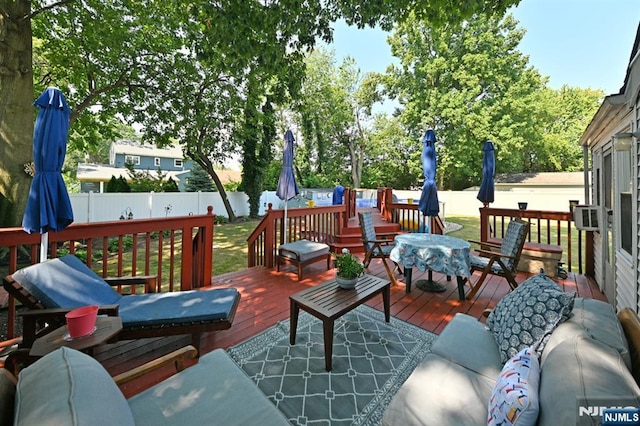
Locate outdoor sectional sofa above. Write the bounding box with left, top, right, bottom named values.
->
left=1, top=345, right=291, bottom=425
left=382, top=273, right=640, bottom=425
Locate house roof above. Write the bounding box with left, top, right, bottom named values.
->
left=111, top=140, right=184, bottom=159
left=494, top=171, right=585, bottom=187
left=77, top=163, right=187, bottom=182
left=77, top=163, right=241, bottom=185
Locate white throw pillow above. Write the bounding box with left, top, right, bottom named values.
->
left=487, top=347, right=540, bottom=426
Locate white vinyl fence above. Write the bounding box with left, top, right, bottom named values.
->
left=70, top=187, right=586, bottom=223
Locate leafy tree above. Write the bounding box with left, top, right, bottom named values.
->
left=240, top=94, right=277, bottom=218
left=125, top=164, right=173, bottom=193
left=294, top=48, right=377, bottom=188
left=0, top=0, right=519, bottom=226
left=533, top=85, right=604, bottom=172
left=386, top=12, right=548, bottom=189
left=361, top=115, right=420, bottom=189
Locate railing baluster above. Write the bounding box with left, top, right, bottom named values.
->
left=0, top=211, right=216, bottom=340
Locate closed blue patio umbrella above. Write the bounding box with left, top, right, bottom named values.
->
left=477, top=140, right=495, bottom=206
left=418, top=128, right=439, bottom=219
left=276, top=129, right=299, bottom=243
left=22, top=87, right=74, bottom=261
left=416, top=128, right=444, bottom=293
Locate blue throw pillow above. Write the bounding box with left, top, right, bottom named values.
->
left=486, top=273, right=575, bottom=364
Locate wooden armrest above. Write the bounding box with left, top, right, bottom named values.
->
left=475, top=248, right=516, bottom=260
left=113, top=345, right=198, bottom=386
left=376, top=232, right=398, bottom=239
left=363, top=238, right=394, bottom=245
left=468, top=239, right=502, bottom=249
left=105, top=275, right=157, bottom=293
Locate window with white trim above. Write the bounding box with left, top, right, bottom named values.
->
left=154, top=157, right=160, bottom=167
left=125, top=155, right=140, bottom=165
left=174, top=159, right=183, bottom=168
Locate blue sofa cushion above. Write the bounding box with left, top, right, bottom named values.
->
left=119, top=288, right=240, bottom=327
left=12, top=255, right=122, bottom=308
left=14, top=347, right=135, bottom=425
left=128, top=349, right=290, bottom=425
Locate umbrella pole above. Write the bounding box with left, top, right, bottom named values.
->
left=40, top=232, right=48, bottom=262
left=283, top=202, right=288, bottom=244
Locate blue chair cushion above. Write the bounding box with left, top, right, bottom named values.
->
left=12, top=254, right=240, bottom=327
left=469, top=254, right=506, bottom=275
left=12, top=255, right=122, bottom=308
left=119, top=288, right=240, bottom=327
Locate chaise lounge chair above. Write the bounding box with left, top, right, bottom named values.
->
left=3, top=254, right=240, bottom=353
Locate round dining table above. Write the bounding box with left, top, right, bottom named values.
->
left=390, top=233, right=471, bottom=300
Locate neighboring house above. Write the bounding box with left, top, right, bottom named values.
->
left=77, top=140, right=193, bottom=192
left=493, top=171, right=585, bottom=190
left=579, top=23, right=639, bottom=311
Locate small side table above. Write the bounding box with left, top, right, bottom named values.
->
left=29, top=316, right=123, bottom=357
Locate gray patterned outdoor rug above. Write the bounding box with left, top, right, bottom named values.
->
left=227, top=304, right=437, bottom=426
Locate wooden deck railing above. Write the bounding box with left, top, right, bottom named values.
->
left=479, top=207, right=594, bottom=275
left=375, top=187, right=594, bottom=275
left=377, top=187, right=446, bottom=234
left=247, top=204, right=347, bottom=268
left=0, top=207, right=216, bottom=340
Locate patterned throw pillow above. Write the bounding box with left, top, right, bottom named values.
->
left=487, top=347, right=540, bottom=426
left=486, top=273, right=575, bottom=363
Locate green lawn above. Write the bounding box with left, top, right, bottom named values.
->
left=213, top=219, right=262, bottom=275
left=211, top=215, right=481, bottom=276
left=445, top=215, right=481, bottom=242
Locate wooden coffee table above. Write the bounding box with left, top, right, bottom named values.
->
left=289, top=274, right=391, bottom=371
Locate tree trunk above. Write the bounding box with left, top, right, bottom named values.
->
left=195, top=156, right=237, bottom=222
left=0, top=1, right=34, bottom=227
left=209, top=169, right=237, bottom=222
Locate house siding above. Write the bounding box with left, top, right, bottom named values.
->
left=615, top=251, right=635, bottom=310
left=637, top=137, right=640, bottom=312
left=594, top=232, right=604, bottom=290
left=114, top=153, right=189, bottom=172
left=579, top=23, right=640, bottom=312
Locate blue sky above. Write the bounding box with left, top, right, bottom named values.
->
left=327, top=0, right=640, bottom=95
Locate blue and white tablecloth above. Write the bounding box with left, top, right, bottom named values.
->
left=390, top=233, right=471, bottom=278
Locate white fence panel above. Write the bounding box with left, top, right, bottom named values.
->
left=69, top=192, right=251, bottom=223
left=69, top=187, right=586, bottom=223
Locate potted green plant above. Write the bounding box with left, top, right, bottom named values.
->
left=335, top=248, right=365, bottom=289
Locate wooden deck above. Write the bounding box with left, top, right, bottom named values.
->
left=85, top=257, right=606, bottom=398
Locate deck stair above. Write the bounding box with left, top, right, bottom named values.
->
left=329, top=209, right=401, bottom=254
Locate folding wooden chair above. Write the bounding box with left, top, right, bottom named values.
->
left=466, top=219, right=530, bottom=299
left=358, top=212, right=400, bottom=286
